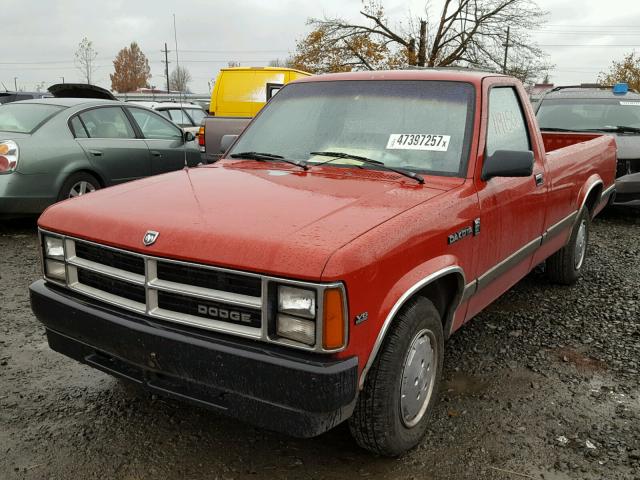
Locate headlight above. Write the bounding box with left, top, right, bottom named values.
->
left=274, top=284, right=346, bottom=350
left=44, top=236, right=64, bottom=260
left=276, top=314, right=315, bottom=346
left=44, top=259, right=66, bottom=281
left=0, top=140, right=19, bottom=173
left=277, top=285, right=316, bottom=319
left=42, top=234, right=67, bottom=283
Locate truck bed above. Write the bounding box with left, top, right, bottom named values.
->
left=541, top=131, right=603, bottom=153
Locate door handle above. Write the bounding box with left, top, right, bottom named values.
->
left=535, top=173, right=544, bottom=187
left=150, top=150, right=163, bottom=158
left=88, top=149, right=102, bottom=157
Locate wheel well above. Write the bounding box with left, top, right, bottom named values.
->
left=584, top=184, right=602, bottom=217
left=68, top=169, right=106, bottom=188
left=414, top=273, right=463, bottom=335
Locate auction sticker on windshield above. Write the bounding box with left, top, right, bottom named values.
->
left=386, top=134, right=451, bottom=151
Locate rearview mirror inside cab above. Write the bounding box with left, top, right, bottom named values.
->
left=482, top=150, right=534, bottom=181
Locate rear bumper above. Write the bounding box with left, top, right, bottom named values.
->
left=0, top=173, right=56, bottom=215
left=614, top=172, right=640, bottom=206
left=29, top=280, right=358, bottom=437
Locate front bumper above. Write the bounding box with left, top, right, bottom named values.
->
left=30, top=280, right=358, bottom=437
left=614, top=172, right=640, bottom=206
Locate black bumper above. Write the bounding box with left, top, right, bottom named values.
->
left=614, top=172, right=640, bottom=206
left=29, top=280, right=358, bottom=437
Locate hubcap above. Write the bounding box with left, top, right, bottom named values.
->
left=69, top=181, right=96, bottom=198
left=574, top=219, right=587, bottom=270
left=400, top=329, right=437, bottom=428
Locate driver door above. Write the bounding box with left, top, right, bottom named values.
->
left=466, top=81, right=548, bottom=319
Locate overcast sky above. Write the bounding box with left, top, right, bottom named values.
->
left=2, top=0, right=639, bottom=94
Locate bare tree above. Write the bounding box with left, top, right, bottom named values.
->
left=169, top=66, right=192, bottom=92
left=290, top=0, right=550, bottom=81
left=75, top=37, right=98, bottom=84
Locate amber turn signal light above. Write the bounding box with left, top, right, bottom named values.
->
left=323, top=288, right=345, bottom=349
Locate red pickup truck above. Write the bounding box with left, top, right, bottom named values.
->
left=30, top=70, right=616, bottom=456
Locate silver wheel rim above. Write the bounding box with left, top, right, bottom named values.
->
left=400, top=329, right=437, bottom=428
left=574, top=219, right=587, bottom=270
left=68, top=180, right=96, bottom=198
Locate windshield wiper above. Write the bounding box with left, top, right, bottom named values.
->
left=540, top=127, right=577, bottom=132
left=599, top=125, right=640, bottom=134
left=542, top=126, right=640, bottom=134
left=229, top=151, right=309, bottom=170
left=309, top=151, right=424, bottom=184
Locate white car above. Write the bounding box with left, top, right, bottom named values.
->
left=128, top=101, right=207, bottom=135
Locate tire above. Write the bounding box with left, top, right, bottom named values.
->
left=57, top=172, right=100, bottom=201
left=349, top=297, right=444, bottom=456
left=546, top=207, right=590, bottom=285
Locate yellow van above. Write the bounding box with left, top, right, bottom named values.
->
left=209, top=67, right=311, bottom=117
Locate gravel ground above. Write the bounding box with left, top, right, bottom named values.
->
left=1, top=207, right=638, bottom=480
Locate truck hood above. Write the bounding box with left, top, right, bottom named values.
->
left=39, top=162, right=453, bottom=279
left=611, top=134, right=640, bottom=160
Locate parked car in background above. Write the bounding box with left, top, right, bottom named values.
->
left=536, top=83, right=640, bottom=206
left=128, top=101, right=207, bottom=136
left=0, top=91, right=52, bottom=104
left=0, top=98, right=200, bottom=217
left=30, top=69, right=616, bottom=456
left=199, top=66, right=311, bottom=162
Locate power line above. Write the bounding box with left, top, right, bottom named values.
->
left=179, top=49, right=288, bottom=53
left=538, top=44, right=640, bottom=47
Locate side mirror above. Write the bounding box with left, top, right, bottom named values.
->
left=183, top=131, right=195, bottom=142
left=482, top=150, right=534, bottom=181
left=220, top=134, right=238, bottom=153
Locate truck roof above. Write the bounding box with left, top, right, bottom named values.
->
left=221, top=66, right=311, bottom=76
left=541, top=86, right=640, bottom=100
left=296, top=68, right=506, bottom=84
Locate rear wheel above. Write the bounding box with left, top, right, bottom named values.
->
left=546, top=208, right=590, bottom=285
left=349, top=297, right=444, bottom=456
left=57, top=172, right=100, bottom=201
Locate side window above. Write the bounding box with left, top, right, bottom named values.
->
left=78, top=107, right=135, bottom=139
left=69, top=116, right=88, bottom=138
left=266, top=83, right=284, bottom=101
left=157, top=110, right=171, bottom=120
left=166, top=108, right=190, bottom=126
left=128, top=107, right=183, bottom=140
left=486, top=87, right=530, bottom=156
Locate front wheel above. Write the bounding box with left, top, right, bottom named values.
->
left=349, top=297, right=444, bottom=456
left=546, top=208, right=590, bottom=285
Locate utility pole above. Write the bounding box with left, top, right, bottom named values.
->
left=162, top=43, right=171, bottom=93
left=14, top=77, right=18, bottom=91
left=502, top=26, right=510, bottom=74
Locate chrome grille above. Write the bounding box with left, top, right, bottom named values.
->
left=64, top=238, right=264, bottom=340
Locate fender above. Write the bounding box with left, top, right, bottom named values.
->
left=576, top=174, right=603, bottom=220
left=358, top=257, right=466, bottom=389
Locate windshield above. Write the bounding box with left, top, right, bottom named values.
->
left=0, top=103, right=64, bottom=133
left=537, top=98, right=640, bottom=131
left=228, top=80, right=476, bottom=176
